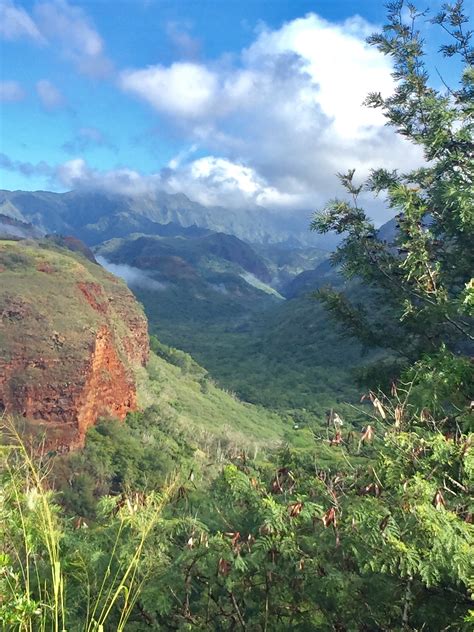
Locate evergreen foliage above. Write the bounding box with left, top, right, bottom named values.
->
left=310, top=1, right=474, bottom=415
left=1, top=2, right=473, bottom=630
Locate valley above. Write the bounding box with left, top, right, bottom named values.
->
left=1, top=170, right=471, bottom=630
left=2, top=190, right=361, bottom=419
left=1, top=1, right=472, bottom=629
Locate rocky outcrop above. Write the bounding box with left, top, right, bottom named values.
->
left=76, top=325, right=136, bottom=439
left=0, top=239, right=149, bottom=449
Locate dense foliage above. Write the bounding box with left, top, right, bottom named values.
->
left=1, top=2, right=473, bottom=631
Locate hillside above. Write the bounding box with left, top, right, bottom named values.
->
left=281, top=257, right=342, bottom=298
left=95, top=231, right=284, bottom=330
left=0, top=238, right=149, bottom=448
left=0, top=213, right=44, bottom=240
left=0, top=236, right=292, bottom=454
left=86, top=229, right=365, bottom=415
left=96, top=231, right=272, bottom=282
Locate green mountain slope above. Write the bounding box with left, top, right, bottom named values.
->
left=150, top=294, right=363, bottom=416
left=137, top=342, right=289, bottom=447
left=95, top=231, right=283, bottom=330
left=0, top=188, right=334, bottom=246
left=91, top=231, right=365, bottom=416
left=96, top=231, right=272, bottom=281
left=0, top=236, right=289, bottom=453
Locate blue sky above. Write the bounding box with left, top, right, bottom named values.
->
left=0, top=0, right=468, bottom=219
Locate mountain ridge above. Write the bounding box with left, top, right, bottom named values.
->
left=0, top=188, right=336, bottom=247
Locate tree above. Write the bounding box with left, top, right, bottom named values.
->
left=311, top=0, right=473, bottom=429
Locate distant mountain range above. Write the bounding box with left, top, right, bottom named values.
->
left=97, top=231, right=273, bottom=283
left=0, top=188, right=397, bottom=417
left=0, top=188, right=336, bottom=247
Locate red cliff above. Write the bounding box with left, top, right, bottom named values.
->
left=0, top=239, right=149, bottom=449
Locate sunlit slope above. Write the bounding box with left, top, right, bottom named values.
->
left=136, top=341, right=290, bottom=449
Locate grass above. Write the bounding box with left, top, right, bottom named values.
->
left=0, top=418, right=174, bottom=631
left=136, top=350, right=290, bottom=449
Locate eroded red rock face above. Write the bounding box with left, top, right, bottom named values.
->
left=0, top=327, right=138, bottom=448
left=76, top=325, right=137, bottom=440
left=0, top=241, right=150, bottom=450
left=77, top=279, right=149, bottom=367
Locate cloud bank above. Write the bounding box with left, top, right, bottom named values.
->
left=116, top=12, right=423, bottom=217
left=96, top=256, right=167, bottom=291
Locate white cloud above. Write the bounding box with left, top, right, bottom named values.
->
left=55, top=158, right=154, bottom=195
left=244, top=14, right=392, bottom=138
left=51, top=154, right=310, bottom=213
left=119, top=12, right=423, bottom=220
left=34, top=0, right=112, bottom=77
left=0, top=0, right=45, bottom=43
left=120, top=13, right=393, bottom=137
left=36, top=79, right=65, bottom=110
left=167, top=143, right=198, bottom=169
left=0, top=79, right=25, bottom=102
left=121, top=62, right=218, bottom=118
left=96, top=256, right=167, bottom=292
left=0, top=0, right=111, bottom=77
left=161, top=156, right=292, bottom=209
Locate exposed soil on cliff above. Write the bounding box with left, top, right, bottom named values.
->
left=0, top=239, right=149, bottom=449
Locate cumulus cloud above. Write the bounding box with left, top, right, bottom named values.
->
left=55, top=158, right=154, bottom=195
left=0, top=79, right=25, bottom=102
left=121, top=62, right=218, bottom=118
left=36, top=79, right=66, bottom=110
left=119, top=12, right=423, bottom=220
left=161, top=156, right=291, bottom=209
left=0, top=0, right=45, bottom=43
left=52, top=155, right=282, bottom=209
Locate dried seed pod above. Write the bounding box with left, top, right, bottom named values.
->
left=218, top=558, right=231, bottom=576
left=322, top=507, right=336, bottom=528
left=361, top=425, right=375, bottom=443
left=289, top=501, right=304, bottom=517
left=433, top=490, right=446, bottom=510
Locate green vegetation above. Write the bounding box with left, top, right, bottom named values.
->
left=94, top=216, right=356, bottom=419
left=1, top=2, right=473, bottom=630
left=50, top=342, right=293, bottom=517
left=0, top=238, right=145, bottom=368
left=1, top=426, right=173, bottom=631
left=149, top=295, right=364, bottom=415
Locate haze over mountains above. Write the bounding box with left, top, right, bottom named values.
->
left=0, top=188, right=338, bottom=247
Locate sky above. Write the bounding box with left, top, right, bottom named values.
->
left=0, top=0, right=468, bottom=222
